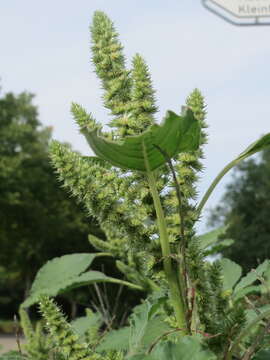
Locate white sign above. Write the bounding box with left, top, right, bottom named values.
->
left=210, top=0, right=270, bottom=18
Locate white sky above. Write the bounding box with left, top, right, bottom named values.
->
left=1, top=0, right=270, bottom=233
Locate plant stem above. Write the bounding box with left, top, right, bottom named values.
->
left=94, top=252, right=114, bottom=258
left=94, top=253, right=146, bottom=291
left=107, top=277, right=144, bottom=291
left=197, top=158, right=240, bottom=215
left=146, top=168, right=187, bottom=333
left=153, top=144, right=188, bottom=324
left=241, top=320, right=270, bottom=360
left=147, top=171, right=187, bottom=332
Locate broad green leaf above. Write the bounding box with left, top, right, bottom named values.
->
left=63, top=270, right=114, bottom=292
left=147, top=296, right=167, bottom=320
left=82, top=156, right=111, bottom=168
left=238, top=133, right=270, bottom=161
left=153, top=338, right=216, bottom=360
left=81, top=109, right=200, bottom=171
left=234, top=260, right=269, bottom=296
left=129, top=302, right=171, bottom=354
left=23, top=271, right=122, bottom=307
left=71, top=312, right=102, bottom=338
left=233, top=285, right=261, bottom=301
left=97, top=301, right=171, bottom=354
left=23, top=252, right=142, bottom=307
left=140, top=317, right=171, bottom=348
left=97, top=318, right=171, bottom=354
left=96, top=327, right=130, bottom=352
left=220, top=258, right=242, bottom=291
left=129, top=337, right=216, bottom=360
left=23, top=257, right=142, bottom=307
left=246, top=304, right=270, bottom=325
left=22, top=253, right=98, bottom=307
left=197, top=226, right=227, bottom=250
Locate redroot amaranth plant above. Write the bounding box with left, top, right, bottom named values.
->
left=19, top=11, right=270, bottom=360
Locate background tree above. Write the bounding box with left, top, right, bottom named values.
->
left=0, top=91, right=111, bottom=318
left=209, top=148, right=270, bottom=273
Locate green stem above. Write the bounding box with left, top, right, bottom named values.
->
left=94, top=252, right=113, bottom=258
left=94, top=252, right=159, bottom=291
left=146, top=169, right=187, bottom=333
left=197, top=158, right=241, bottom=215
left=94, top=253, right=147, bottom=291
left=107, top=277, right=144, bottom=291
left=147, top=171, right=187, bottom=332
left=153, top=145, right=188, bottom=310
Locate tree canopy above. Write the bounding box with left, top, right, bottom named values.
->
left=0, top=91, right=106, bottom=314
left=209, top=148, right=270, bottom=273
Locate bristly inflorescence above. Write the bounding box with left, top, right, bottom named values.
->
left=50, top=11, right=162, bottom=288
left=129, top=53, right=158, bottom=134
left=38, top=296, right=101, bottom=360
left=19, top=307, right=56, bottom=360
left=49, top=11, right=212, bottom=303
left=91, top=11, right=132, bottom=125
left=50, top=141, right=149, bottom=245
left=49, top=140, right=155, bottom=290
left=48, top=10, right=246, bottom=347
left=165, top=88, right=208, bottom=241
left=90, top=12, right=157, bottom=138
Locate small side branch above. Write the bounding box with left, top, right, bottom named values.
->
left=226, top=309, right=270, bottom=360
left=14, top=314, right=22, bottom=355
left=241, top=320, right=270, bottom=360
left=147, top=327, right=221, bottom=354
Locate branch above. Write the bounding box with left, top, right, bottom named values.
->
left=147, top=327, right=220, bottom=354
left=241, top=320, right=270, bottom=360
left=226, top=308, right=270, bottom=360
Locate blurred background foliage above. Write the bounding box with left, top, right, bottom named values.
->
left=208, top=148, right=270, bottom=273
left=0, top=90, right=142, bottom=328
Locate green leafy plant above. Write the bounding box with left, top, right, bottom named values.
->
left=18, top=10, right=270, bottom=360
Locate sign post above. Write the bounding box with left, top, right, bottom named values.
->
left=202, top=0, right=270, bottom=25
